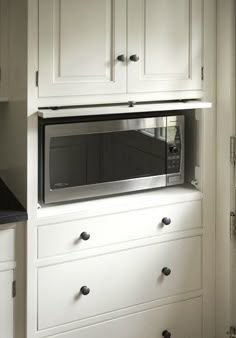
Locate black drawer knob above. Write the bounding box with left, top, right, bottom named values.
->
left=162, top=267, right=171, bottom=276
left=80, top=232, right=90, bottom=241
left=162, top=217, right=171, bottom=226
left=162, top=330, right=171, bottom=338
left=169, top=145, right=179, bottom=154
left=80, top=286, right=90, bottom=296
left=117, top=54, right=126, bottom=62
left=130, top=54, right=140, bottom=62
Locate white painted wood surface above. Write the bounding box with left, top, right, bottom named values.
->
left=38, top=0, right=203, bottom=101
left=39, top=0, right=127, bottom=97
left=37, top=185, right=202, bottom=224
left=38, top=101, right=212, bottom=119
left=38, top=236, right=202, bottom=330
left=0, top=270, right=14, bottom=338
left=43, top=297, right=202, bottom=338
left=38, top=200, right=202, bottom=259
left=25, top=1, right=217, bottom=338
left=128, top=0, right=202, bottom=93
left=201, top=1, right=216, bottom=338
left=0, top=223, right=25, bottom=338
left=0, top=228, right=15, bottom=263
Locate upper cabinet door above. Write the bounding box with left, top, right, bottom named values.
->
left=38, top=0, right=127, bottom=97
left=127, top=0, right=202, bottom=94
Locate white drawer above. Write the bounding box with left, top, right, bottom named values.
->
left=38, top=200, right=202, bottom=258
left=44, top=297, right=202, bottom=338
left=38, top=236, right=202, bottom=330
left=0, top=228, right=15, bottom=263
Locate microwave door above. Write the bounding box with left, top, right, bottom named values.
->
left=43, top=117, right=168, bottom=204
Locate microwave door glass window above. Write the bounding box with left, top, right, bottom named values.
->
left=49, top=127, right=167, bottom=190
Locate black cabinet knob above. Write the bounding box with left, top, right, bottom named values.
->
left=162, top=330, right=171, bottom=338
left=80, top=286, right=90, bottom=296
left=128, top=101, right=136, bottom=108
left=117, top=54, right=126, bottom=62
left=130, top=54, right=140, bottom=62
left=169, top=145, right=179, bottom=154
left=162, top=217, right=171, bottom=226
left=80, top=232, right=90, bottom=241
left=162, top=267, right=171, bottom=276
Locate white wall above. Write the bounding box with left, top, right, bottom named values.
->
left=0, top=0, right=27, bottom=207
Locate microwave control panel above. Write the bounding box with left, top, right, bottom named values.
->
left=167, top=126, right=182, bottom=174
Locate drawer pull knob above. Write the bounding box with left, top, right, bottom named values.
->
left=162, top=267, right=171, bottom=276
left=162, top=217, right=171, bottom=226
left=117, top=54, right=126, bottom=62
left=130, top=54, right=140, bottom=62
left=162, top=330, right=171, bottom=338
left=80, top=286, right=90, bottom=296
left=80, top=232, right=90, bottom=241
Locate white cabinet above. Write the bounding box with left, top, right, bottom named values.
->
left=0, top=228, right=15, bottom=262
left=38, top=200, right=202, bottom=259
left=38, top=236, right=202, bottom=330
left=38, top=0, right=202, bottom=101
left=127, top=0, right=202, bottom=93
left=0, top=228, right=16, bottom=338
left=35, top=190, right=204, bottom=338
left=0, top=270, right=14, bottom=338
left=38, top=0, right=127, bottom=97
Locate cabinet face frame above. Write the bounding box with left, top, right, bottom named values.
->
left=38, top=0, right=127, bottom=97
left=127, top=0, right=202, bottom=93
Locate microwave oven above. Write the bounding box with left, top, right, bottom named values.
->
left=38, top=114, right=184, bottom=204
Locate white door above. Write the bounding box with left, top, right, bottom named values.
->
left=38, top=0, right=127, bottom=97
left=0, top=270, right=14, bottom=338
left=127, top=0, right=202, bottom=93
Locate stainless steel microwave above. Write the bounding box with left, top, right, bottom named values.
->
left=39, top=114, right=184, bottom=204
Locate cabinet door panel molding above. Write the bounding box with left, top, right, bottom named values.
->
left=38, top=0, right=127, bottom=97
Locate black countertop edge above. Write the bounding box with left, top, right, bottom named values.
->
left=0, top=178, right=28, bottom=225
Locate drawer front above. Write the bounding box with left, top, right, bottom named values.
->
left=38, top=236, right=202, bottom=330
left=0, top=228, right=15, bottom=263
left=46, top=297, right=202, bottom=338
left=38, top=200, right=202, bottom=258
left=0, top=270, right=14, bottom=338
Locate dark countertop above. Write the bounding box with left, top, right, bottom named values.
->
left=0, top=179, right=27, bottom=225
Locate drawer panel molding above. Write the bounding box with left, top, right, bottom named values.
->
left=43, top=297, right=202, bottom=338
left=38, top=200, right=202, bottom=259
left=38, top=236, right=202, bottom=330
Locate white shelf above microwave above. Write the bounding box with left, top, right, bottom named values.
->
left=38, top=100, right=212, bottom=119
